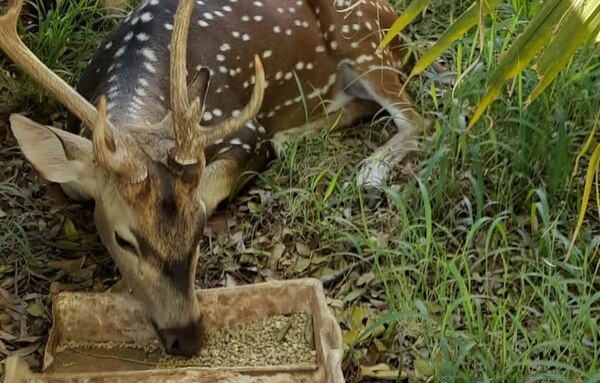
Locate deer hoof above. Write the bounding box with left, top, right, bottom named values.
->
left=356, top=160, right=391, bottom=208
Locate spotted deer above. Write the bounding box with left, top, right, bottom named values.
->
left=0, top=0, right=426, bottom=357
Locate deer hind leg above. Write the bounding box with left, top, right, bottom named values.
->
left=340, top=63, right=426, bottom=198
left=270, top=97, right=379, bottom=159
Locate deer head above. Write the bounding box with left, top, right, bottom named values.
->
left=0, top=0, right=265, bottom=356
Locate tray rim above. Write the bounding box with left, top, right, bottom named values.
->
left=36, top=278, right=344, bottom=382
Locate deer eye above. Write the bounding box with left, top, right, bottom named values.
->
left=114, top=231, right=137, bottom=254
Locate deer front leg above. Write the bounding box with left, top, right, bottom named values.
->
left=199, top=158, right=241, bottom=215
left=200, top=139, right=273, bottom=215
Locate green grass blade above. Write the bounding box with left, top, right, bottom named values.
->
left=323, top=168, right=342, bottom=203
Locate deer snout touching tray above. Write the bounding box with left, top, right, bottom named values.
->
left=4, top=279, right=344, bottom=383
left=152, top=317, right=206, bottom=357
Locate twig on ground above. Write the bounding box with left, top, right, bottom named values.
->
left=321, top=255, right=375, bottom=288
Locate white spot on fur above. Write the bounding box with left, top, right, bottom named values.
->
left=139, top=47, right=157, bottom=61
left=114, top=46, right=126, bottom=58
left=144, top=62, right=156, bottom=73
left=140, top=12, right=153, bottom=22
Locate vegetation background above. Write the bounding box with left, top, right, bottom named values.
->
left=0, top=0, right=599, bottom=381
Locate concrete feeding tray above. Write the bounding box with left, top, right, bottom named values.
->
left=4, top=278, right=344, bottom=383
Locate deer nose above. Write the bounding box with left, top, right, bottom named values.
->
left=156, top=321, right=204, bottom=357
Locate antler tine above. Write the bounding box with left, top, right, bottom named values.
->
left=169, top=0, right=203, bottom=166
left=0, top=0, right=99, bottom=129
left=168, top=0, right=265, bottom=165
left=93, top=96, right=149, bottom=182
left=197, top=55, right=266, bottom=148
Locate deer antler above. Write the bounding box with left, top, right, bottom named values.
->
left=93, top=97, right=149, bottom=182
left=197, top=55, right=265, bottom=147
left=0, top=0, right=147, bottom=182
left=169, top=0, right=266, bottom=166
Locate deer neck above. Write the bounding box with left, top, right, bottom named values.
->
left=103, top=69, right=170, bottom=127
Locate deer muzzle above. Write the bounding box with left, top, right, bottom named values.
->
left=154, top=317, right=205, bottom=357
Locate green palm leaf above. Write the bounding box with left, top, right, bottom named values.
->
left=408, top=0, right=501, bottom=78
left=528, top=2, right=600, bottom=103
left=375, top=0, right=431, bottom=56
left=468, top=0, right=572, bottom=127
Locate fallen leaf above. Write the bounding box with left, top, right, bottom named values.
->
left=343, top=289, right=364, bottom=303
left=0, top=338, right=9, bottom=355
left=224, top=273, right=238, bottom=288
left=360, top=363, right=406, bottom=380
left=296, top=243, right=311, bottom=257
left=269, top=243, right=285, bottom=269
left=0, top=330, right=16, bottom=342
left=70, top=268, right=94, bottom=280
left=63, top=218, right=78, bottom=241
left=350, top=306, right=370, bottom=329
left=10, top=342, right=40, bottom=357
left=356, top=271, right=375, bottom=286
left=25, top=303, right=43, bottom=317
left=247, top=202, right=262, bottom=213
left=228, top=231, right=244, bottom=247
left=293, top=258, right=311, bottom=273
left=205, top=212, right=231, bottom=236
left=276, top=321, right=292, bottom=342
left=47, top=257, right=85, bottom=274
left=304, top=316, right=314, bottom=349
left=310, top=255, right=329, bottom=265
left=414, top=358, right=434, bottom=379
left=343, top=327, right=362, bottom=345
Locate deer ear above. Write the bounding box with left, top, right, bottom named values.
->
left=9, top=114, right=95, bottom=185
